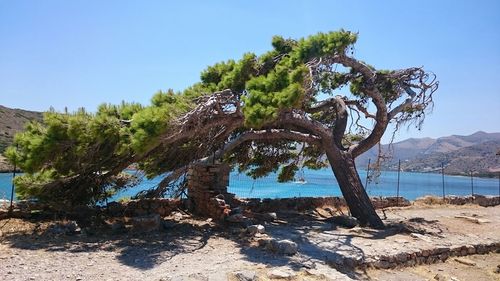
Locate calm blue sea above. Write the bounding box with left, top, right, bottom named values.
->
left=1, top=169, right=498, bottom=202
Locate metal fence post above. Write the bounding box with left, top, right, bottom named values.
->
left=365, top=158, right=371, bottom=190
left=397, top=159, right=401, bottom=206
left=9, top=144, right=18, bottom=215
left=441, top=162, right=445, bottom=202
left=470, top=170, right=474, bottom=197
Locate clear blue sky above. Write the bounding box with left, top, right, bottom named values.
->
left=1, top=0, right=499, bottom=142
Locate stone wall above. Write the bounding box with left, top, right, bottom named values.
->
left=446, top=195, right=500, bottom=207
left=106, top=198, right=182, bottom=217
left=237, top=196, right=411, bottom=213
left=350, top=242, right=500, bottom=270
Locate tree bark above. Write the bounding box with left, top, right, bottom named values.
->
left=324, top=144, right=384, bottom=228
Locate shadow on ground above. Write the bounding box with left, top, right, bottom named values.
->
left=0, top=218, right=211, bottom=270
left=0, top=211, right=431, bottom=276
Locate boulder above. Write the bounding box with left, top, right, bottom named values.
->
left=246, top=224, right=265, bottom=236
left=328, top=215, right=359, bottom=228
left=267, top=239, right=298, bottom=255
left=234, top=270, right=257, bottom=281
left=267, top=269, right=295, bottom=279
left=260, top=212, right=277, bottom=222
left=434, top=273, right=447, bottom=281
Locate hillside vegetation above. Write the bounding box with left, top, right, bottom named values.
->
left=0, top=105, right=42, bottom=172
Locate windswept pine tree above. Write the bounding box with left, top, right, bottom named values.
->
left=6, top=30, right=437, bottom=228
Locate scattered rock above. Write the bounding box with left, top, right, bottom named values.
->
left=454, top=257, right=476, bottom=266
left=267, top=269, right=295, bottom=279
left=495, top=264, right=500, bottom=273
left=246, top=224, right=265, bottom=236
left=226, top=213, right=246, bottom=223
left=171, top=211, right=190, bottom=221
left=234, top=270, right=257, bottom=281
left=348, top=227, right=363, bottom=234
left=327, top=215, right=358, bottom=228
left=66, top=221, right=81, bottom=234
left=46, top=221, right=81, bottom=236
left=253, top=212, right=277, bottom=222
left=266, top=239, right=298, bottom=255
left=410, top=233, right=432, bottom=242
left=262, top=212, right=277, bottom=221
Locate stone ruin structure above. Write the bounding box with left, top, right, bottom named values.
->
left=186, top=163, right=235, bottom=220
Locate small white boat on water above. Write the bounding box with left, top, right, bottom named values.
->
left=294, top=176, right=307, bottom=184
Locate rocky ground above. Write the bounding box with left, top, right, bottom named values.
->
left=0, top=204, right=499, bottom=281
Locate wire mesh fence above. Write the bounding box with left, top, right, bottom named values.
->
left=228, top=167, right=500, bottom=200
left=1, top=164, right=500, bottom=202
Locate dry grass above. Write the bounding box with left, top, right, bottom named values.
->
left=414, top=195, right=447, bottom=205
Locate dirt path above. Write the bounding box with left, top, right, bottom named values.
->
left=0, top=205, right=499, bottom=280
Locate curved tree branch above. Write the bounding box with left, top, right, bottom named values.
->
left=203, top=129, right=322, bottom=164
left=333, top=55, right=389, bottom=157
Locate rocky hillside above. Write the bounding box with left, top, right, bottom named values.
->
left=394, top=140, right=500, bottom=177
left=356, top=131, right=500, bottom=177
left=0, top=105, right=43, bottom=172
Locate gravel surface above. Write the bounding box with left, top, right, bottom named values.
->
left=0, top=204, right=499, bottom=280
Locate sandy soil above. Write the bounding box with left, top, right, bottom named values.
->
left=0, top=204, right=499, bottom=281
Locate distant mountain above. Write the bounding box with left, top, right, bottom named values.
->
left=0, top=105, right=43, bottom=172
left=398, top=140, right=500, bottom=176
left=356, top=131, right=500, bottom=177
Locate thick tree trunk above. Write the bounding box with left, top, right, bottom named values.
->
left=324, top=146, right=384, bottom=229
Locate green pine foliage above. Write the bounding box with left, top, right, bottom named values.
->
left=5, top=30, right=375, bottom=206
